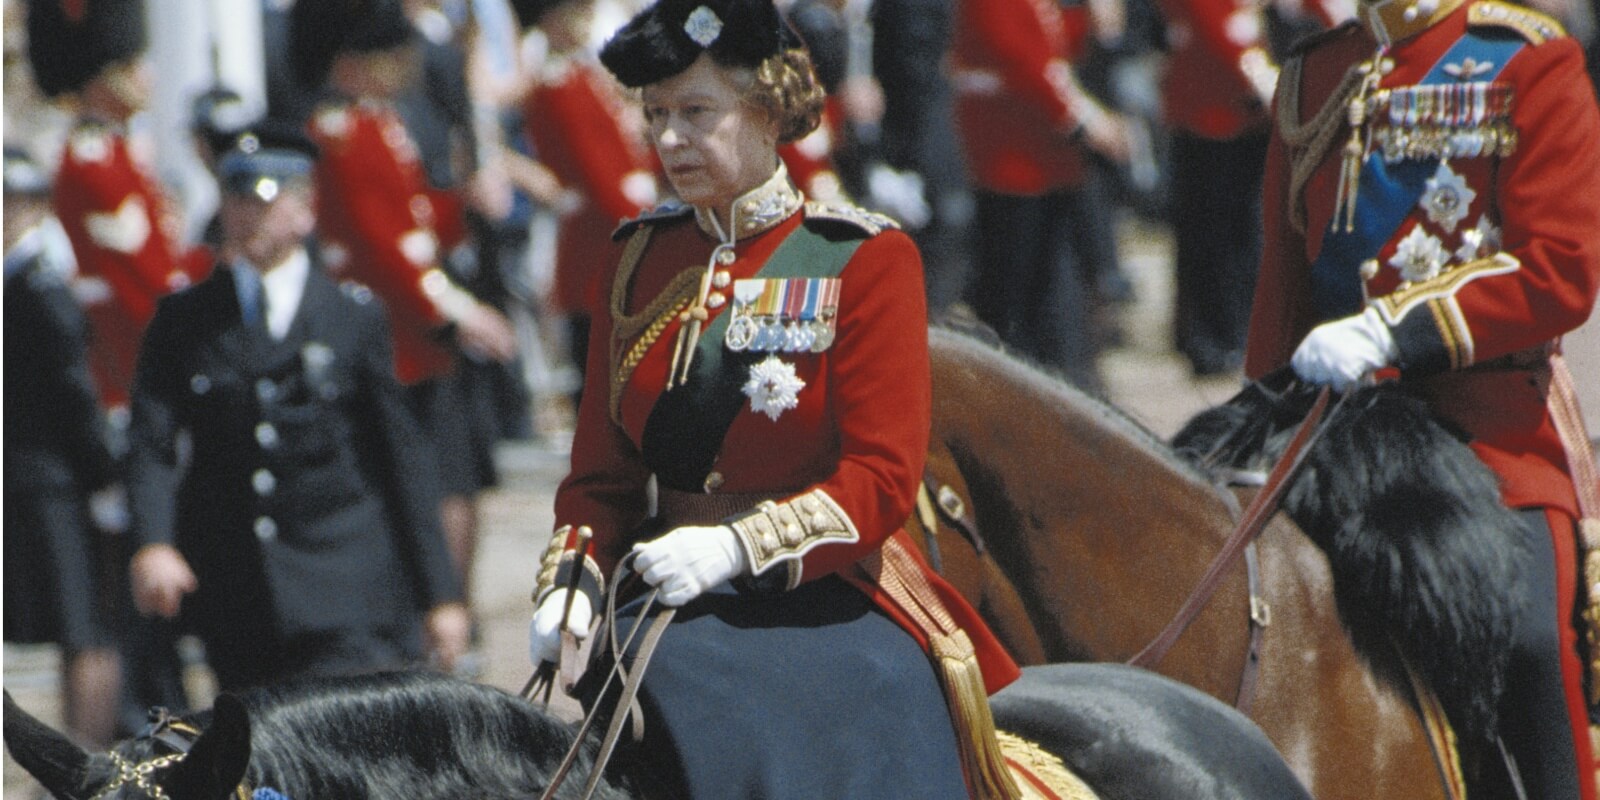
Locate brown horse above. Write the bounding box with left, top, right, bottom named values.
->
left=913, top=325, right=1449, bottom=800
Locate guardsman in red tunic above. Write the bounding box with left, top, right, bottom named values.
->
left=951, top=0, right=1129, bottom=392
left=1159, top=0, right=1279, bottom=374
left=528, top=0, right=1020, bottom=796
left=26, top=0, right=205, bottom=411
left=1247, top=0, right=1600, bottom=794
left=290, top=0, right=516, bottom=642
left=512, top=0, right=659, bottom=391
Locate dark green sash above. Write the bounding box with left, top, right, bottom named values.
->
left=641, top=223, right=864, bottom=492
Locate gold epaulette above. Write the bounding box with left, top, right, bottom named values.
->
left=803, top=200, right=900, bottom=237
left=997, top=730, right=1101, bottom=800
left=1468, top=0, right=1566, bottom=44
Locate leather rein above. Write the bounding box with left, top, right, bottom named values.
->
left=1127, top=386, right=1337, bottom=706
left=531, top=555, right=676, bottom=800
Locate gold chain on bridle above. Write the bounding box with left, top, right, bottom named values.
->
left=87, top=717, right=252, bottom=800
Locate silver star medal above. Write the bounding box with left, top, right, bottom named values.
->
left=1389, top=224, right=1448, bottom=283
left=1420, top=162, right=1475, bottom=232
left=1455, top=214, right=1502, bottom=262
left=683, top=6, right=723, bottom=47
left=743, top=355, right=805, bottom=421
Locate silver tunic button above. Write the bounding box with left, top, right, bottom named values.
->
left=706, top=293, right=726, bottom=309
left=712, top=270, right=732, bottom=288
left=254, top=516, right=278, bottom=541
left=190, top=374, right=211, bottom=394
left=255, top=422, right=279, bottom=449
left=252, top=469, right=277, bottom=496
left=256, top=378, right=278, bottom=403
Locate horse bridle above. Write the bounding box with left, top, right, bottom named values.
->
left=1127, top=386, right=1339, bottom=684
left=88, top=708, right=253, bottom=800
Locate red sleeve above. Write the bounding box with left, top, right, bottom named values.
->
left=527, top=73, right=654, bottom=224
left=313, top=116, right=451, bottom=328
left=792, top=231, right=932, bottom=582
left=553, top=244, right=654, bottom=574
left=1385, top=37, right=1600, bottom=371
left=53, top=146, right=180, bottom=325
left=957, top=0, right=1076, bottom=131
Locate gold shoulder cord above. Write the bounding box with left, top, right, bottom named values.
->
left=605, top=226, right=705, bottom=426
left=1278, top=55, right=1368, bottom=236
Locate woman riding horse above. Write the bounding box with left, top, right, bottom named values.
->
left=525, top=0, right=1020, bottom=797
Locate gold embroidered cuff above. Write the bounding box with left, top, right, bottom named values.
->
left=727, top=489, right=859, bottom=586
left=531, top=525, right=606, bottom=605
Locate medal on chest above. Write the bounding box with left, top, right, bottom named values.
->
left=723, top=277, right=841, bottom=420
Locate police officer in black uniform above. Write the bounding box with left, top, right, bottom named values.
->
left=124, top=125, right=470, bottom=691
left=4, top=145, right=124, bottom=747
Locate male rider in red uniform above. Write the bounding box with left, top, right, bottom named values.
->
left=1248, top=0, right=1600, bottom=794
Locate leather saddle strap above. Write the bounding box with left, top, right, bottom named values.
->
left=1130, top=387, right=1334, bottom=669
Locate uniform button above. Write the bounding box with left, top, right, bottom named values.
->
left=254, top=516, right=278, bottom=541
left=1360, top=259, right=1380, bottom=281
left=703, top=471, right=724, bottom=492
left=255, top=422, right=279, bottom=449
left=706, top=293, right=726, bottom=309
left=256, top=378, right=278, bottom=403
left=190, top=374, right=211, bottom=394
left=716, top=249, right=736, bottom=266
left=712, top=270, right=731, bottom=289
left=252, top=469, right=277, bottom=496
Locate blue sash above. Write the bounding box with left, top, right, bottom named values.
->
left=1308, top=31, right=1524, bottom=317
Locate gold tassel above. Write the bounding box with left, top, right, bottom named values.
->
left=1581, top=518, right=1600, bottom=706
left=932, top=630, right=1024, bottom=800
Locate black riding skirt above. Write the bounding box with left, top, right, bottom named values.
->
left=587, top=575, right=970, bottom=800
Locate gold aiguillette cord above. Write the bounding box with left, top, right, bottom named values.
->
left=1334, top=49, right=1388, bottom=233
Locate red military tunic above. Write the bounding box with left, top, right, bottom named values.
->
left=951, top=0, right=1091, bottom=194
left=309, top=100, right=476, bottom=385
left=1158, top=0, right=1276, bottom=139
left=540, top=166, right=1019, bottom=693
left=54, top=121, right=202, bottom=407
left=1247, top=0, right=1600, bottom=516
left=522, top=56, right=657, bottom=317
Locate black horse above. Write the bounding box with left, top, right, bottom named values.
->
left=6, top=664, right=1308, bottom=800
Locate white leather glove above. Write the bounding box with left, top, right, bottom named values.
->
left=631, top=525, right=750, bottom=607
left=1291, top=306, right=1399, bottom=391
left=528, top=588, right=593, bottom=665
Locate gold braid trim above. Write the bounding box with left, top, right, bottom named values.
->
left=728, top=489, right=859, bottom=584
left=859, top=539, right=1024, bottom=800
left=996, top=730, right=1101, bottom=800
left=605, top=224, right=705, bottom=426
left=532, top=525, right=605, bottom=604
left=1277, top=55, right=1365, bottom=236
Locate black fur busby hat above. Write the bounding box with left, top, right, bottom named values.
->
left=25, top=0, right=148, bottom=98
left=289, top=0, right=417, bottom=89
left=598, top=0, right=805, bottom=88
left=216, top=119, right=320, bottom=201
left=509, top=0, right=578, bottom=29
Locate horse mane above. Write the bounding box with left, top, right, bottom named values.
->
left=81, top=672, right=631, bottom=800
left=928, top=324, right=1222, bottom=496
left=1171, top=377, right=1526, bottom=746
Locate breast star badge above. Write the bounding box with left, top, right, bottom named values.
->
left=742, top=355, right=804, bottom=421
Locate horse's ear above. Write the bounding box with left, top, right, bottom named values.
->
left=162, top=694, right=252, bottom=800
left=3, top=689, right=93, bottom=799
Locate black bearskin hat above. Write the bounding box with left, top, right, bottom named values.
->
left=509, top=0, right=577, bottom=29
left=289, top=0, right=416, bottom=89
left=598, top=0, right=804, bottom=88
left=25, top=0, right=147, bottom=98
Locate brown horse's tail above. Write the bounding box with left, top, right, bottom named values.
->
left=1174, top=378, right=1526, bottom=749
